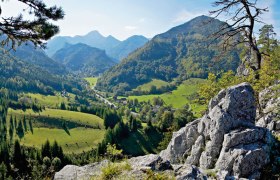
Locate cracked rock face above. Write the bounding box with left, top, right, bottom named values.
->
left=256, top=82, right=280, bottom=133
left=160, top=82, right=272, bottom=179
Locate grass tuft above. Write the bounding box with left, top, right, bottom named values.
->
left=99, top=161, right=132, bottom=180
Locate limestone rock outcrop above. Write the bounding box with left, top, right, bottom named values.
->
left=160, top=83, right=273, bottom=179
left=256, top=82, right=280, bottom=133
left=236, top=49, right=259, bottom=77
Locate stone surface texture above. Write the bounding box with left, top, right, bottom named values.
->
left=256, top=82, right=280, bottom=133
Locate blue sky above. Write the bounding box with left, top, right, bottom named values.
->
left=1, top=0, right=280, bottom=40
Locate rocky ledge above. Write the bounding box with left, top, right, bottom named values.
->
left=55, top=83, right=276, bottom=180
left=257, top=82, right=280, bottom=134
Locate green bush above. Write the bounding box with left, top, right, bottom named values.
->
left=43, top=156, right=51, bottom=167
left=100, top=161, right=131, bottom=180
left=52, top=157, right=62, bottom=171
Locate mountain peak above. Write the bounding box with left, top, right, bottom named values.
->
left=52, top=42, right=116, bottom=77
left=85, top=30, right=104, bottom=38
left=191, top=15, right=212, bottom=20
left=106, top=35, right=120, bottom=41
left=125, top=35, right=148, bottom=41
left=155, top=15, right=221, bottom=39
left=46, top=32, right=147, bottom=60
left=185, top=15, right=217, bottom=25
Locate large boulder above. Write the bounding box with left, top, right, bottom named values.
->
left=54, top=160, right=109, bottom=180
left=160, top=119, right=200, bottom=163
left=128, top=154, right=172, bottom=171
left=160, top=82, right=273, bottom=179
left=215, top=127, right=271, bottom=178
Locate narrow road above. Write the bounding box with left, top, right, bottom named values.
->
left=91, top=86, right=117, bottom=108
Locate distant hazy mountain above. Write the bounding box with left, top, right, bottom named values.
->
left=46, top=31, right=120, bottom=57
left=45, top=36, right=69, bottom=57
left=95, top=15, right=241, bottom=94
left=9, top=43, right=67, bottom=75
left=46, top=31, right=148, bottom=61
left=107, top=35, right=149, bottom=61
left=52, top=43, right=116, bottom=77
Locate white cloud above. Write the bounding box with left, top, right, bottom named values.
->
left=124, top=25, right=138, bottom=31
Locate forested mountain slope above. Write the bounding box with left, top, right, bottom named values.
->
left=95, top=16, right=241, bottom=94
left=0, top=49, right=81, bottom=94
left=52, top=43, right=116, bottom=77
left=9, top=43, right=67, bottom=75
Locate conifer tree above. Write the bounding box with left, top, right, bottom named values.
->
left=13, top=140, right=28, bottom=174
left=258, top=25, right=278, bottom=55
left=41, top=140, right=51, bottom=158
left=0, top=162, right=7, bottom=180
left=51, top=141, right=64, bottom=160
left=0, top=0, right=64, bottom=49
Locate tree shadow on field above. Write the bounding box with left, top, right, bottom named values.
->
left=17, top=131, right=24, bottom=139
left=64, top=127, right=71, bottom=135
left=62, top=121, right=71, bottom=135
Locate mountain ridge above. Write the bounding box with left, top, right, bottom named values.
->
left=52, top=43, right=116, bottom=77
left=46, top=32, right=149, bottom=61
left=9, top=42, right=68, bottom=75
left=0, top=48, right=81, bottom=94
left=107, top=35, right=149, bottom=61
left=95, top=15, right=241, bottom=95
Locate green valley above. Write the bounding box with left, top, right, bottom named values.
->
left=0, top=1, right=279, bottom=179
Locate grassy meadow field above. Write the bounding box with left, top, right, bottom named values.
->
left=129, top=78, right=207, bottom=115
left=24, top=93, right=75, bottom=108
left=7, top=108, right=105, bottom=153
left=133, top=79, right=170, bottom=91
left=20, top=128, right=105, bottom=154
left=8, top=108, right=104, bottom=128
left=85, top=77, right=98, bottom=87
